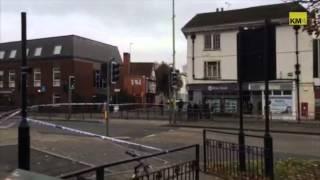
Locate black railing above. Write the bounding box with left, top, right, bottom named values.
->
left=60, top=144, right=199, bottom=180
left=203, top=129, right=267, bottom=179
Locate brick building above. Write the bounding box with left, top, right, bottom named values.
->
left=120, top=53, right=157, bottom=103
left=0, top=35, right=121, bottom=106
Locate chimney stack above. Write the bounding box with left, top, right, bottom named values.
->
left=221, top=8, right=224, bottom=12
left=123, top=52, right=130, bottom=75
left=216, top=8, right=219, bottom=12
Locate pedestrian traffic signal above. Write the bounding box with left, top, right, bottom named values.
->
left=69, top=76, right=75, bottom=90
left=111, top=61, right=120, bottom=84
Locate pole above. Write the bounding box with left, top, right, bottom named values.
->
left=294, top=25, right=301, bottom=123
left=171, top=0, right=176, bottom=125
left=68, top=76, right=72, bottom=120
left=105, top=61, right=111, bottom=136
left=263, top=19, right=274, bottom=180
left=237, top=27, right=246, bottom=173
left=18, top=12, right=30, bottom=170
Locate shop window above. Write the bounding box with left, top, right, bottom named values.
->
left=283, top=90, right=292, bottom=95
left=273, top=90, right=281, bottom=95
left=188, top=90, right=193, bottom=101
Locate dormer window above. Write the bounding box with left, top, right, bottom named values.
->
left=34, top=47, right=42, bottom=56
left=53, top=45, right=62, bottom=55
left=9, top=50, right=17, bottom=59
left=0, top=51, right=5, bottom=59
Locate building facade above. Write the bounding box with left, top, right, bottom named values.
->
left=182, top=2, right=320, bottom=120
left=0, top=35, right=121, bottom=106
left=119, top=53, right=157, bottom=103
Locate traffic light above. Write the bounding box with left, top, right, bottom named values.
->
left=69, top=76, right=75, bottom=90
left=171, top=69, right=179, bottom=88
left=111, top=61, right=120, bottom=84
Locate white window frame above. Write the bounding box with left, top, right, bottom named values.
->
left=0, top=71, right=4, bottom=88
left=0, top=51, right=5, bottom=59
left=9, top=50, right=17, bottom=59
left=9, top=71, right=15, bottom=88
left=33, top=68, right=41, bottom=87
left=204, top=33, right=221, bottom=51
left=205, top=61, right=221, bottom=79
left=52, top=67, right=61, bottom=87
left=34, top=47, right=42, bottom=56
left=53, top=45, right=62, bottom=55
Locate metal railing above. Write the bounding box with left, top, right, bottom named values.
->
left=203, top=129, right=267, bottom=179
left=60, top=144, right=200, bottom=180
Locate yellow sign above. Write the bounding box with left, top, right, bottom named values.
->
left=289, top=12, right=307, bottom=25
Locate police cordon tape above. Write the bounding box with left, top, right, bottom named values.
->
left=28, top=102, right=165, bottom=109
left=26, top=117, right=165, bottom=152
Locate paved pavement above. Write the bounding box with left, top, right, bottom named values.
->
left=0, top=144, right=88, bottom=179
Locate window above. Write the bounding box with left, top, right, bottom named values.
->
left=0, top=51, right=5, bottom=59
left=8, top=71, right=15, bottom=88
left=273, top=90, right=281, bottom=95
left=204, top=33, right=220, bottom=50
left=213, top=34, right=220, bottom=50
left=26, top=48, right=30, bottom=56
left=0, top=71, right=3, bottom=88
left=283, top=90, right=292, bottom=95
left=34, top=47, right=42, bottom=56
left=204, top=34, right=212, bottom=49
left=53, top=45, right=62, bottom=55
left=33, top=68, right=41, bottom=87
left=53, top=67, right=61, bottom=87
left=52, top=94, right=61, bottom=104
left=9, top=50, right=17, bottom=59
left=205, top=61, right=221, bottom=79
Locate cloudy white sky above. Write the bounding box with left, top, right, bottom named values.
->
left=0, top=0, right=282, bottom=69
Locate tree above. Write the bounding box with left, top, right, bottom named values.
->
left=155, top=62, right=183, bottom=98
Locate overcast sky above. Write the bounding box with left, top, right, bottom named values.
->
left=0, top=0, right=282, bottom=69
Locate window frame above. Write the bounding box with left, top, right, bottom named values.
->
left=33, top=68, right=41, bottom=87
left=205, top=61, right=221, bottom=80
left=203, top=33, right=221, bottom=51
left=52, top=67, right=61, bottom=87
left=34, top=47, right=42, bottom=56
left=0, top=51, right=5, bottom=59
left=8, top=70, right=16, bottom=88
left=9, top=50, right=17, bottom=59
left=53, top=45, right=62, bottom=55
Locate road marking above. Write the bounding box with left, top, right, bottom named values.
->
left=145, top=134, right=156, bottom=138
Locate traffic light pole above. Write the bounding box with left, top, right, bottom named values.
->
left=294, top=25, right=301, bottom=123
left=171, top=0, right=176, bottom=125
left=18, top=12, right=30, bottom=170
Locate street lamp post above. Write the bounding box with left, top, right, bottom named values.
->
left=237, top=27, right=246, bottom=172
left=263, top=19, right=274, bottom=179
left=294, top=25, right=301, bottom=123
left=18, top=12, right=30, bottom=170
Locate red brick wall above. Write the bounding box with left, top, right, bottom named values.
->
left=0, top=58, right=97, bottom=106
